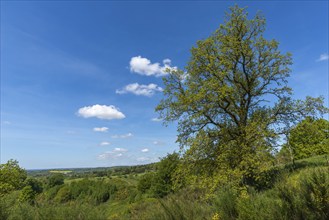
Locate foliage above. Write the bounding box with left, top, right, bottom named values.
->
left=51, top=178, right=118, bottom=205
left=137, top=172, right=156, bottom=194
left=47, top=173, right=64, bottom=188
left=0, top=155, right=328, bottom=219
left=8, top=202, right=109, bottom=220
left=0, top=159, right=27, bottom=195
left=24, top=177, right=43, bottom=194
left=156, top=5, right=327, bottom=191
left=287, top=117, right=329, bottom=160
left=18, top=185, right=36, bottom=205
left=130, top=189, right=213, bottom=220
left=213, top=186, right=239, bottom=220
left=137, top=153, right=180, bottom=197
left=276, top=167, right=329, bottom=220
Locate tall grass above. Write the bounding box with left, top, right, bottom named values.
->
left=129, top=189, right=213, bottom=220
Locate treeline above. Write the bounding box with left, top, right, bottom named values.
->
left=28, top=163, right=156, bottom=178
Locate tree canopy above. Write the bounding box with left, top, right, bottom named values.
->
left=287, top=117, right=329, bottom=160
left=156, top=6, right=327, bottom=189
left=0, top=159, right=27, bottom=195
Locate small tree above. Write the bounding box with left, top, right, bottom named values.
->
left=137, top=172, right=156, bottom=194
left=138, top=153, right=180, bottom=197
left=48, top=173, right=64, bottom=188
left=0, top=159, right=27, bottom=195
left=152, top=153, right=180, bottom=197
left=287, top=117, right=329, bottom=160
left=24, top=177, right=43, bottom=194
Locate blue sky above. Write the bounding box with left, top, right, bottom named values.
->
left=1, top=1, right=328, bottom=169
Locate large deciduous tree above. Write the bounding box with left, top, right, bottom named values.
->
left=156, top=6, right=327, bottom=189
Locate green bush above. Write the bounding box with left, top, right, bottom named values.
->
left=18, top=186, right=36, bottom=205
left=213, top=186, right=239, bottom=220
left=137, top=172, right=155, bottom=193
left=54, top=186, right=72, bottom=203
left=237, top=190, right=281, bottom=220
left=47, top=174, right=64, bottom=188
left=130, top=189, right=213, bottom=220
left=49, top=178, right=118, bottom=204
left=137, top=153, right=180, bottom=198
left=24, top=178, right=43, bottom=194
left=8, top=202, right=108, bottom=220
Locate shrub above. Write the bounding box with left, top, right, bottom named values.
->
left=213, top=186, right=239, bottom=220
left=18, top=186, right=36, bottom=205
left=47, top=174, right=64, bottom=188
left=24, top=178, right=43, bottom=194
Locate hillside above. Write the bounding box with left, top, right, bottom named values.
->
left=0, top=154, right=328, bottom=220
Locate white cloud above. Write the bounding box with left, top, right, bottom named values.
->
left=317, top=53, right=329, bottom=62
left=111, top=133, right=133, bottom=139
left=77, top=104, right=125, bottom=120
left=129, top=56, right=177, bottom=77
left=141, top=148, right=149, bottom=153
left=97, top=147, right=128, bottom=160
left=93, top=127, right=109, bottom=132
left=100, top=141, right=110, bottom=146
left=153, top=140, right=165, bottom=145
left=113, top=147, right=128, bottom=152
left=151, top=117, right=162, bottom=122
left=116, top=83, right=163, bottom=97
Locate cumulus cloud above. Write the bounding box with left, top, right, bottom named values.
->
left=97, top=147, right=128, bottom=160
left=141, top=148, right=149, bottom=153
left=100, top=141, right=110, bottom=146
left=93, top=127, right=109, bottom=132
left=77, top=104, right=125, bottom=120
left=317, top=53, right=329, bottom=62
left=116, top=83, right=163, bottom=97
left=129, top=56, right=177, bottom=77
left=111, top=133, right=133, bottom=139
left=151, top=117, right=162, bottom=122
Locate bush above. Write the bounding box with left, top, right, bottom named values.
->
left=9, top=202, right=109, bottom=220
left=137, top=153, right=180, bottom=198
left=130, top=188, right=213, bottom=220
left=137, top=173, right=155, bottom=194
left=213, top=186, right=239, bottom=220
left=54, top=186, right=72, bottom=203
left=48, top=174, right=64, bottom=188
left=50, top=178, right=118, bottom=204
left=24, top=178, right=43, bottom=194
left=237, top=190, right=281, bottom=220
left=18, top=186, right=36, bottom=205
